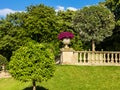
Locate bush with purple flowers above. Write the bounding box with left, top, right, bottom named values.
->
left=58, top=32, right=74, bottom=40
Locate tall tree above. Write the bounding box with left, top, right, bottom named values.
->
left=98, top=0, right=120, bottom=50
left=0, top=12, right=31, bottom=60
left=9, top=42, right=55, bottom=90
left=24, top=4, right=61, bottom=55
left=0, top=4, right=60, bottom=60
left=24, top=4, right=59, bottom=43
left=73, top=5, right=115, bottom=51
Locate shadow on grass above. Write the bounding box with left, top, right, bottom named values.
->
left=23, top=86, right=48, bottom=90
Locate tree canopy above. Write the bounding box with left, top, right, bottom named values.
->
left=9, top=42, right=55, bottom=90
left=24, top=4, right=59, bottom=42
left=0, top=4, right=60, bottom=60
left=0, top=4, right=83, bottom=60
left=98, top=0, right=120, bottom=50
left=0, top=12, right=32, bottom=60
left=73, top=5, right=115, bottom=51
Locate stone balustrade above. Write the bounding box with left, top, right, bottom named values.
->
left=60, top=50, right=120, bottom=66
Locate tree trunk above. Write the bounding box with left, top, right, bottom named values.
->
left=92, top=40, right=95, bottom=51
left=32, top=80, right=36, bottom=90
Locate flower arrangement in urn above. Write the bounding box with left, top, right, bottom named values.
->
left=58, top=32, right=74, bottom=48
left=58, top=32, right=74, bottom=40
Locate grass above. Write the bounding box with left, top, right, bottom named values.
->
left=0, top=65, right=120, bottom=90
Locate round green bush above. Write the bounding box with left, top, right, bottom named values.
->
left=9, top=42, right=56, bottom=83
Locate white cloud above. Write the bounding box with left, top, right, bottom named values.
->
left=0, top=7, right=77, bottom=17
left=0, top=8, right=22, bottom=17
left=55, top=6, right=65, bottom=12
left=67, top=7, right=77, bottom=11
left=55, top=6, right=77, bottom=12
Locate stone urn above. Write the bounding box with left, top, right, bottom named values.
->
left=62, top=38, right=70, bottom=48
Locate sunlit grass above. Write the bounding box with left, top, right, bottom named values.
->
left=0, top=65, right=120, bottom=90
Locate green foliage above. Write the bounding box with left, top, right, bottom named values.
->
left=0, top=12, right=32, bottom=60
left=105, top=0, right=120, bottom=21
left=24, top=4, right=62, bottom=57
left=0, top=4, right=83, bottom=61
left=71, top=34, right=83, bottom=51
left=0, top=54, right=8, bottom=65
left=57, top=10, right=83, bottom=50
left=57, top=10, right=75, bottom=31
left=0, top=4, right=60, bottom=60
left=0, top=54, right=8, bottom=71
left=9, top=42, right=55, bottom=83
left=73, top=5, right=115, bottom=50
left=98, top=0, right=120, bottom=51
left=24, top=4, right=59, bottom=43
left=73, top=5, right=115, bottom=42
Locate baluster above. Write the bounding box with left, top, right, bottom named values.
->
left=85, top=52, right=88, bottom=63
left=79, top=52, right=82, bottom=63
left=107, top=53, right=110, bottom=63
left=83, top=52, right=86, bottom=63
left=91, top=52, right=93, bottom=63
left=88, top=50, right=91, bottom=63
left=115, top=53, right=118, bottom=64
left=111, top=53, right=114, bottom=63
left=98, top=53, right=100, bottom=64
left=103, top=53, right=106, bottom=64
left=87, top=50, right=90, bottom=64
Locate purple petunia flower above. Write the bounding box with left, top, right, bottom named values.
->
left=58, top=32, right=74, bottom=40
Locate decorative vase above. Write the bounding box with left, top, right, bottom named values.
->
left=62, top=38, right=70, bottom=48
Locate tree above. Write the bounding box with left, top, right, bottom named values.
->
left=73, top=5, right=115, bottom=51
left=0, top=4, right=60, bottom=60
left=98, top=0, right=120, bottom=50
left=24, top=4, right=59, bottom=43
left=24, top=4, right=63, bottom=56
left=9, top=42, right=55, bottom=90
left=104, top=0, right=120, bottom=21
left=0, top=12, right=31, bottom=60
left=57, top=10, right=75, bottom=31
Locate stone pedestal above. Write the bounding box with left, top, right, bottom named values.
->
left=60, top=48, right=78, bottom=64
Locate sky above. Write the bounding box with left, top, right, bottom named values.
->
left=0, top=0, right=105, bottom=17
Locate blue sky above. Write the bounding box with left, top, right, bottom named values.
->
left=0, top=0, right=105, bottom=17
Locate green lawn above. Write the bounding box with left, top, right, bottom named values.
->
left=0, top=65, right=120, bottom=90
